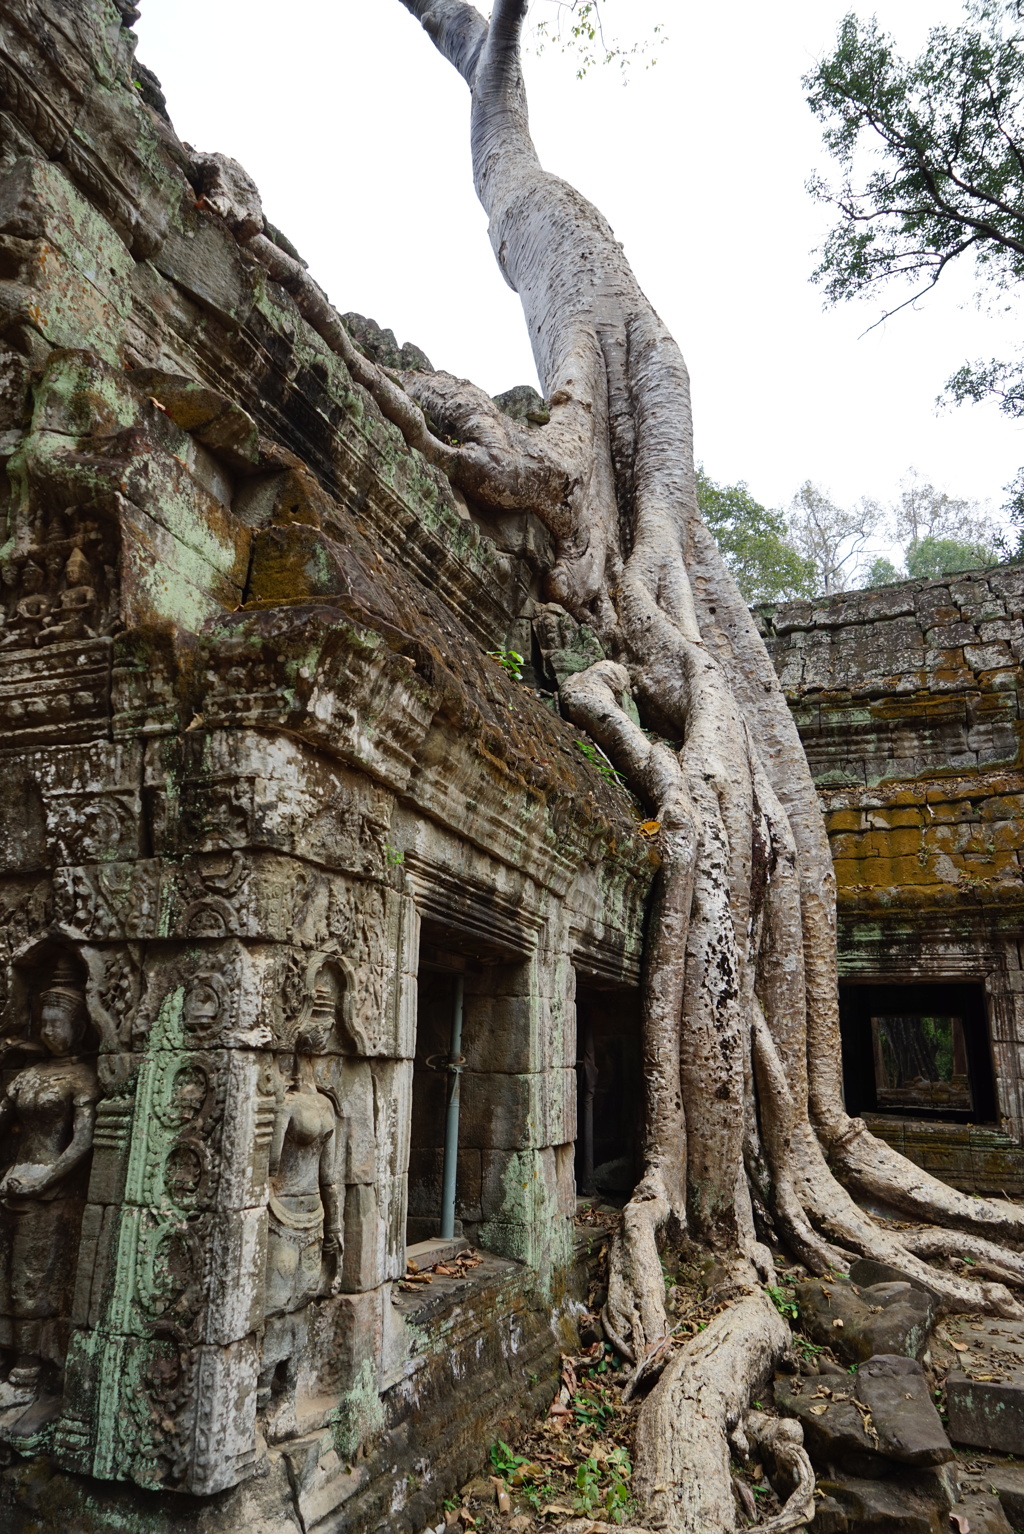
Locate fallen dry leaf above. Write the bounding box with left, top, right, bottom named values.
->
left=809, top=1403, right=829, bottom=1415
left=490, top=1476, right=512, bottom=1514
left=951, top=1342, right=969, bottom=1352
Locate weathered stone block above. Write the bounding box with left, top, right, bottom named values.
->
left=948, top=1369, right=1024, bottom=1455
left=340, top=1175, right=404, bottom=1293
left=203, top=1207, right=267, bottom=1344
left=949, top=1492, right=1014, bottom=1534
left=856, top=1355, right=952, bottom=1466
left=795, top=1276, right=935, bottom=1363
left=986, top=1464, right=1024, bottom=1527
left=818, top=1472, right=949, bottom=1533
left=459, top=1067, right=575, bottom=1151
left=301, top=1287, right=384, bottom=1400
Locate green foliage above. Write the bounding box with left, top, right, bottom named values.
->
left=490, top=1440, right=531, bottom=1477
left=533, top=2, right=667, bottom=80
left=384, top=843, right=405, bottom=867
left=905, top=533, right=996, bottom=578
left=696, top=468, right=815, bottom=603
left=575, top=738, right=626, bottom=786
left=572, top=1449, right=634, bottom=1523
left=765, top=1282, right=799, bottom=1322
left=920, top=1016, right=955, bottom=1081
left=807, top=2, right=1024, bottom=315
left=572, top=1386, right=617, bottom=1427
left=864, top=555, right=903, bottom=587
left=487, top=648, right=525, bottom=681
left=806, top=2, right=1024, bottom=512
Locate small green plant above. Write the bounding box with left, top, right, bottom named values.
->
left=489, top=1440, right=531, bottom=1478
left=765, top=1283, right=799, bottom=1322
left=575, top=738, right=626, bottom=786
left=572, top=1449, right=635, bottom=1523
left=521, top=1482, right=556, bottom=1513
left=443, top=1495, right=460, bottom=1512
left=572, top=1387, right=616, bottom=1427
left=575, top=1457, right=603, bottom=1511
left=487, top=648, right=525, bottom=681
left=384, top=843, right=404, bottom=866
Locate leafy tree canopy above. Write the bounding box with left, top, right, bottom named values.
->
left=905, top=532, right=998, bottom=577
left=864, top=554, right=903, bottom=586
left=696, top=468, right=815, bottom=603
left=805, top=0, right=1024, bottom=536
left=806, top=1, right=1024, bottom=333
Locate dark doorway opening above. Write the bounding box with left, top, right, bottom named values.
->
left=840, top=981, right=996, bottom=1124
left=575, top=981, right=643, bottom=1203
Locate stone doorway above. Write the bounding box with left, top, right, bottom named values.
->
left=574, top=980, right=643, bottom=1203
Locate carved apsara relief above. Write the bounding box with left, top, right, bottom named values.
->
left=0, top=950, right=97, bottom=1435
left=258, top=972, right=345, bottom=1436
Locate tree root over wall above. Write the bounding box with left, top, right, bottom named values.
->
left=219, top=4, right=1024, bottom=1525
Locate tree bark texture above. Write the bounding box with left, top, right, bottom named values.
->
left=231, top=5, right=1024, bottom=1526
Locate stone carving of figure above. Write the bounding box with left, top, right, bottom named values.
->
left=257, top=989, right=343, bottom=1425
left=37, top=548, right=98, bottom=647
left=0, top=957, right=98, bottom=1423
left=0, top=562, right=50, bottom=651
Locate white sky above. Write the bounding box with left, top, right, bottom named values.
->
left=134, top=0, right=1024, bottom=547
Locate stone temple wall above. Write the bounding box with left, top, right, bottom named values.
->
left=763, top=571, right=1024, bottom=1193
left=0, top=4, right=653, bottom=1530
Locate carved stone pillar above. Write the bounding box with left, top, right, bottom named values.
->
left=55, top=941, right=274, bottom=1494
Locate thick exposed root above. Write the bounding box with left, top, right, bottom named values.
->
left=743, top=1411, right=816, bottom=1533
left=900, top=1227, right=1024, bottom=1288
left=562, top=1523, right=655, bottom=1534
left=374, top=10, right=1024, bottom=1529
left=632, top=1290, right=794, bottom=1534
left=830, top=1119, right=1024, bottom=1242
left=604, top=1176, right=673, bottom=1365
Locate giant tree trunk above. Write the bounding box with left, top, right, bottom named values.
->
left=242, top=4, right=1024, bottom=1526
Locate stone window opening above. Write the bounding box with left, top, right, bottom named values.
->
left=840, top=982, right=997, bottom=1126
left=573, top=979, right=643, bottom=1206
left=405, top=917, right=569, bottom=1271
left=407, top=946, right=474, bottom=1250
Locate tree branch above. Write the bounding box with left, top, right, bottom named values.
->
left=397, top=0, right=488, bottom=84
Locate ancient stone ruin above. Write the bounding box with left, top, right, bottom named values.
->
left=3, top=3, right=1024, bottom=1533
left=0, top=3, right=650, bottom=1528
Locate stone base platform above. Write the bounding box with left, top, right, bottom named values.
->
left=864, top=1116, right=1024, bottom=1197
left=0, top=1234, right=603, bottom=1534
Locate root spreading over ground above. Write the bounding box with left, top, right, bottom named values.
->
left=223, top=3, right=1024, bottom=1525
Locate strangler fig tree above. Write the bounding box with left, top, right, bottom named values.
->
left=228, top=3, right=1024, bottom=1528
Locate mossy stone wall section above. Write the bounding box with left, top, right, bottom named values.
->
left=764, top=569, right=1024, bottom=1162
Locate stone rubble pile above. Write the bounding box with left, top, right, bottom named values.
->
left=768, top=1269, right=1024, bottom=1532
